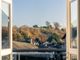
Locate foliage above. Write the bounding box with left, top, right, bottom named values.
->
left=3, top=21, right=65, bottom=45
left=54, top=22, right=60, bottom=29
left=33, top=25, right=38, bottom=28
left=47, top=33, right=62, bottom=44
left=16, top=32, right=23, bottom=41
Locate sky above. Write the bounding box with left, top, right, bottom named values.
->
left=71, top=1, right=77, bottom=27
left=13, top=0, right=66, bottom=27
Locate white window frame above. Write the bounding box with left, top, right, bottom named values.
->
left=0, top=0, right=12, bottom=60
left=66, top=0, right=80, bottom=60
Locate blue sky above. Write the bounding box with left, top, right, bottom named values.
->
left=71, top=1, right=77, bottom=27
left=13, top=0, right=66, bottom=27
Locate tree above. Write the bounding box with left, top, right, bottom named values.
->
left=47, top=33, right=62, bottom=44
left=46, top=21, right=50, bottom=27
left=54, top=22, right=60, bottom=29
left=52, top=33, right=61, bottom=44
left=16, top=32, right=23, bottom=41
left=21, top=32, right=29, bottom=40
left=45, top=21, right=52, bottom=29
left=33, top=25, right=38, bottom=28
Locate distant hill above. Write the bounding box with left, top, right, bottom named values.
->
left=12, top=25, right=66, bottom=43
left=2, top=24, right=66, bottom=49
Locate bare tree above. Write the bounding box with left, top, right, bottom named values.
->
left=54, top=22, right=60, bottom=29
left=45, top=21, right=52, bottom=29
left=46, top=21, right=50, bottom=27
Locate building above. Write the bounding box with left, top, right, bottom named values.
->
left=0, top=0, right=12, bottom=60
left=66, top=0, right=80, bottom=60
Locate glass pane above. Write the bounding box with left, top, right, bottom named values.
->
left=2, top=55, right=10, bottom=60
left=71, top=54, right=77, bottom=60
left=71, top=0, right=77, bottom=48
left=2, top=1, right=10, bottom=49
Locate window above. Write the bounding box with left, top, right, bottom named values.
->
left=71, top=0, right=77, bottom=48
left=2, top=1, right=10, bottom=49
left=2, top=55, right=10, bottom=60
left=70, top=54, right=77, bottom=60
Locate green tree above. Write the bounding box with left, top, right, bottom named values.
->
left=47, top=33, right=62, bottom=44
left=33, top=25, right=38, bottom=28
left=16, top=32, right=23, bottom=41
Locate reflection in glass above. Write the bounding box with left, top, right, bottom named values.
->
left=71, top=0, right=77, bottom=48
left=2, top=55, right=10, bottom=60
left=2, top=1, right=10, bottom=49
left=71, top=54, right=77, bottom=60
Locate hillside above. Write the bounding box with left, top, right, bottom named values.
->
left=13, top=41, right=38, bottom=49
left=2, top=23, right=66, bottom=49
left=13, top=25, right=66, bottom=44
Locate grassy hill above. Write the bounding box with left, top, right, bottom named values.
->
left=13, top=25, right=65, bottom=44
left=3, top=23, right=66, bottom=49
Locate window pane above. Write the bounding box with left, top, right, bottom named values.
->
left=2, top=1, right=10, bottom=49
left=71, top=0, right=77, bottom=48
left=70, top=54, right=77, bottom=60
left=2, top=55, right=10, bottom=60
